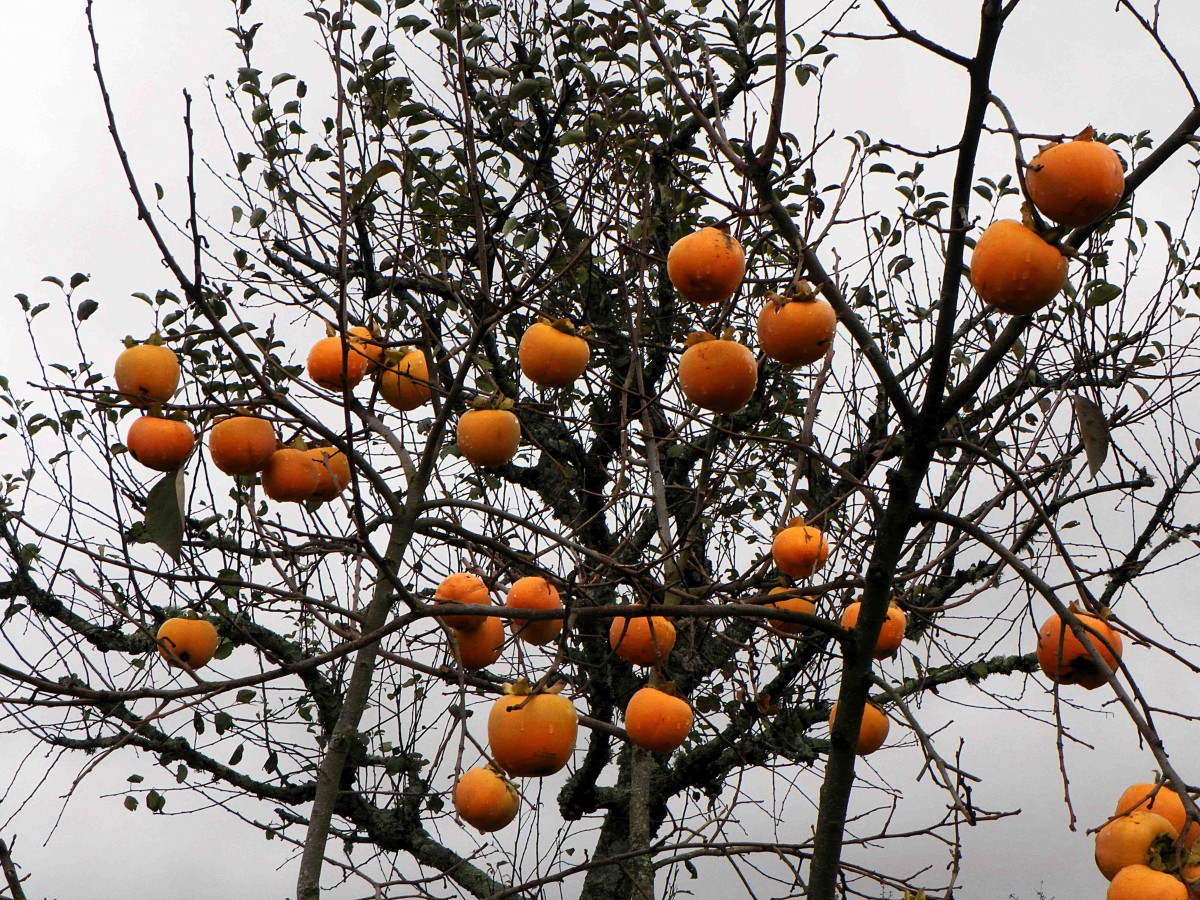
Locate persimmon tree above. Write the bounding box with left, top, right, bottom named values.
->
left=5, top=1, right=1200, bottom=898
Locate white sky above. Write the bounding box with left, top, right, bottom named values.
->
left=2, top=2, right=1200, bottom=899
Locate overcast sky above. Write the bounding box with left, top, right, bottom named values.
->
left=3, top=2, right=1200, bottom=899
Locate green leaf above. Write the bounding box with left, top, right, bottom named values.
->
left=1085, top=280, right=1122, bottom=307
left=509, top=78, right=541, bottom=103
left=77, top=299, right=99, bottom=321
left=346, top=159, right=400, bottom=208
left=1072, top=394, right=1109, bottom=479
left=214, top=711, right=234, bottom=735
left=146, top=790, right=165, bottom=812
left=354, top=0, right=382, bottom=14
left=236, top=689, right=256, bottom=703
left=229, top=744, right=245, bottom=766
left=145, top=468, right=185, bottom=561
left=69, top=273, right=90, bottom=289
left=124, top=796, right=139, bottom=812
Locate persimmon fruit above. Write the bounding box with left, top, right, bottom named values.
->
left=757, top=294, right=837, bottom=365
left=307, top=334, right=374, bottom=391
left=308, top=446, right=352, bottom=502
left=208, top=415, right=278, bottom=476
left=377, top=348, right=433, bottom=412
left=434, top=572, right=491, bottom=631
left=504, top=576, right=563, bottom=646
left=518, top=320, right=590, bottom=389
left=970, top=219, right=1067, bottom=316
left=1115, top=783, right=1200, bottom=847
left=624, top=686, right=693, bottom=754
left=609, top=614, right=676, bottom=666
left=1106, top=865, right=1187, bottom=900
left=126, top=415, right=195, bottom=472
left=1094, top=810, right=1178, bottom=881
left=457, top=408, right=521, bottom=468
left=1026, top=132, right=1125, bottom=228
left=1036, top=610, right=1123, bottom=690
left=261, top=448, right=321, bottom=502
left=766, top=587, right=816, bottom=636
left=450, top=615, right=505, bottom=671
left=114, top=342, right=180, bottom=405
left=771, top=522, right=829, bottom=579
left=840, top=600, right=907, bottom=659
left=454, top=767, right=519, bottom=832
left=667, top=226, right=745, bottom=305
left=829, top=700, right=889, bottom=756
left=678, top=332, right=758, bottom=414
left=348, top=325, right=383, bottom=374
left=488, top=689, right=578, bottom=777
left=157, top=617, right=220, bottom=670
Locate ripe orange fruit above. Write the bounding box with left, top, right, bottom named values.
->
left=1115, top=783, right=1200, bottom=847
left=771, top=522, right=829, bottom=579
left=504, top=576, right=563, bottom=646
left=157, top=617, right=220, bottom=669
left=970, top=219, right=1067, bottom=316
left=1026, top=133, right=1125, bottom=228
left=766, top=587, right=816, bottom=636
left=677, top=332, right=758, bottom=414
left=348, top=325, right=383, bottom=374
left=208, top=415, right=278, bottom=476
left=434, top=572, right=491, bottom=631
left=1036, top=611, right=1123, bottom=690
left=1094, top=810, right=1178, bottom=881
left=261, top=448, right=321, bottom=502
left=518, top=321, right=590, bottom=389
left=667, top=226, right=745, bottom=305
left=457, top=408, right=520, bottom=467
left=307, top=446, right=351, bottom=502
left=307, top=334, right=373, bottom=391
left=450, top=615, right=505, bottom=671
left=624, top=686, right=693, bottom=753
left=377, top=348, right=433, bottom=411
left=840, top=601, right=907, bottom=659
left=454, top=767, right=519, bottom=832
left=609, top=614, right=676, bottom=666
left=757, top=294, right=837, bottom=365
left=488, top=689, right=578, bottom=777
left=829, top=700, right=889, bottom=756
left=114, top=342, right=180, bottom=405
left=126, top=415, right=195, bottom=472
left=1106, top=865, right=1187, bottom=900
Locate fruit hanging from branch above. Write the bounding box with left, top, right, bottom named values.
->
left=609, top=612, right=676, bottom=666
left=771, top=520, right=829, bottom=579
left=756, top=288, right=838, bottom=366
left=1036, top=609, right=1123, bottom=690
left=376, top=348, right=433, bottom=412
left=518, top=318, right=590, bottom=389
left=969, top=219, right=1067, bottom=316
left=457, top=397, right=521, bottom=468
left=829, top=700, right=890, bottom=756
left=667, top=225, right=746, bottom=305
left=454, top=767, right=520, bottom=833
left=488, top=681, right=578, bottom=777
left=450, top=614, right=505, bottom=671
left=766, top=586, right=817, bottom=636
left=125, top=414, right=195, bottom=472
left=840, top=600, right=907, bottom=660
left=677, top=331, right=758, bottom=415
left=156, top=616, right=220, bottom=670
left=261, top=446, right=321, bottom=502
left=434, top=572, right=491, bottom=631
left=307, top=446, right=351, bottom=502
left=623, top=684, right=693, bottom=754
left=504, top=576, right=564, bottom=646
left=208, top=415, right=278, bottom=476
left=114, top=336, right=180, bottom=405
left=1026, top=126, right=1125, bottom=228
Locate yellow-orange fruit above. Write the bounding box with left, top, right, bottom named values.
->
left=757, top=297, right=837, bottom=365
left=678, top=335, right=758, bottom=414
left=126, top=416, right=195, bottom=472
left=518, top=322, right=590, bottom=389
left=970, top=220, right=1067, bottom=316
left=766, top=587, right=816, bottom=636
left=609, top=614, right=676, bottom=666
left=505, top=576, right=563, bottom=646
left=208, top=416, right=278, bottom=476
left=114, top=343, right=180, bottom=405
left=840, top=601, right=907, bottom=659
left=307, top=334, right=372, bottom=391
left=1115, top=783, right=1200, bottom=847
left=624, top=687, right=693, bottom=753
left=307, top=447, right=352, bottom=502
left=771, top=523, right=829, bottom=579
left=157, top=617, right=220, bottom=669
left=348, top=325, right=383, bottom=374
left=457, top=409, right=521, bottom=467
left=1106, top=865, right=1187, bottom=900
left=1037, top=611, right=1123, bottom=690
left=261, top=448, right=321, bottom=502
left=488, top=691, right=578, bottom=777
left=829, top=701, right=889, bottom=756
left=1094, top=811, right=1178, bottom=881
left=377, top=349, right=433, bottom=411
left=667, top=226, right=746, bottom=305
left=1026, top=137, right=1125, bottom=228
left=454, top=767, right=519, bottom=832
left=450, top=615, right=505, bottom=671
left=434, top=572, right=491, bottom=631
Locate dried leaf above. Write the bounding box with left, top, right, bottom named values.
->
left=1072, top=395, right=1109, bottom=479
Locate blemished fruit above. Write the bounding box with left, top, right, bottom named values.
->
left=609, top=614, right=676, bottom=666
left=208, top=415, right=278, bottom=476
left=624, top=686, right=693, bottom=753
left=434, top=572, right=491, bottom=631
left=261, top=448, right=321, bottom=502
left=450, top=615, right=505, bottom=671
left=840, top=601, right=907, bottom=660
left=157, top=617, right=220, bottom=669
left=1036, top=610, right=1123, bottom=690
left=504, top=576, right=563, bottom=646
left=518, top=321, right=590, bottom=389
left=970, top=219, right=1067, bottom=316
left=454, top=767, right=519, bottom=832
left=307, top=446, right=351, bottom=502
left=829, top=700, right=889, bottom=756
left=377, top=349, right=433, bottom=411
left=308, top=334, right=373, bottom=391
left=1106, top=865, right=1187, bottom=900
left=771, top=522, right=829, bottom=579
left=114, top=342, right=180, bottom=405
left=1115, top=783, right=1200, bottom=847
left=1094, top=810, right=1178, bottom=881
left=757, top=294, right=837, bottom=365
left=766, top=587, right=816, bottom=636
left=457, top=408, right=521, bottom=467
left=677, top=332, right=758, bottom=414
left=126, top=415, right=195, bottom=472
left=488, top=689, right=578, bottom=777
left=667, top=226, right=746, bottom=305
left=1026, top=132, right=1125, bottom=227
